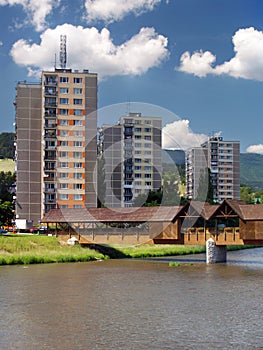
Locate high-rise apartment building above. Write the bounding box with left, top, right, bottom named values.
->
left=186, top=136, right=240, bottom=202
left=15, top=68, right=98, bottom=225
left=98, top=113, right=162, bottom=207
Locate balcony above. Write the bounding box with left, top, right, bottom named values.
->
left=44, top=78, right=58, bottom=86
left=45, top=123, right=57, bottom=129
left=44, top=131, right=56, bottom=139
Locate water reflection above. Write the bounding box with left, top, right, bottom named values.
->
left=0, top=248, right=262, bottom=350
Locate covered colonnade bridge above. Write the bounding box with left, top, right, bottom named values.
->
left=42, top=199, right=263, bottom=263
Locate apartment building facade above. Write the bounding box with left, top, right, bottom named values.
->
left=15, top=68, right=97, bottom=225
left=186, top=136, right=240, bottom=202
left=98, top=113, right=162, bottom=207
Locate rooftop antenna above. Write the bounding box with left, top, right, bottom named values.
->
left=60, top=34, right=67, bottom=69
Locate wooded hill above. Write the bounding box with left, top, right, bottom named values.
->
left=162, top=149, right=263, bottom=191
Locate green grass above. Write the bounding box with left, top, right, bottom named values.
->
left=0, top=159, right=15, bottom=173
left=113, top=244, right=206, bottom=258
left=0, top=236, right=259, bottom=266
left=0, top=235, right=105, bottom=265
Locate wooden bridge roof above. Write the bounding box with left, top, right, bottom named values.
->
left=42, top=200, right=263, bottom=224
left=238, top=204, right=263, bottom=220
left=42, top=206, right=184, bottom=223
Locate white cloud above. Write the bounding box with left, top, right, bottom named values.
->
left=10, top=24, right=169, bottom=79
left=162, top=119, right=208, bottom=150
left=246, top=144, right=263, bottom=154
left=85, top=0, right=161, bottom=23
left=0, top=0, right=58, bottom=31
left=178, top=50, right=216, bottom=78
left=0, top=41, right=3, bottom=46
left=177, top=27, right=263, bottom=82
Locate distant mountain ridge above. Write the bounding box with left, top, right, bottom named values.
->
left=162, top=149, right=263, bottom=190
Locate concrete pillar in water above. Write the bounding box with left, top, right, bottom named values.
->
left=206, top=238, right=227, bottom=263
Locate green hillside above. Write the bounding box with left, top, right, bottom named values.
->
left=162, top=150, right=263, bottom=191
left=240, top=153, right=263, bottom=190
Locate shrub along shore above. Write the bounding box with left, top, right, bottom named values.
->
left=0, top=235, right=257, bottom=265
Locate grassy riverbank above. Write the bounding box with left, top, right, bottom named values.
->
left=0, top=235, right=105, bottom=265
left=0, top=235, right=259, bottom=265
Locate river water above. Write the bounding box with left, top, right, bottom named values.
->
left=0, top=248, right=262, bottom=350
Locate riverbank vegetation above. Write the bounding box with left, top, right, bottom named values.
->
left=0, top=235, right=258, bottom=266
left=0, top=235, right=105, bottom=265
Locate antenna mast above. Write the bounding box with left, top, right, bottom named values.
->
left=60, top=34, right=67, bottom=69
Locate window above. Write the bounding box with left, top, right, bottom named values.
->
left=60, top=194, right=68, bottom=200
left=60, top=120, right=68, bottom=126
left=60, top=130, right=68, bottom=136
left=74, top=109, right=82, bottom=116
left=60, top=98, right=69, bottom=104
left=74, top=88, right=82, bottom=94
left=74, top=162, right=82, bottom=168
left=135, top=174, right=141, bottom=178
left=60, top=87, right=68, bottom=94
left=145, top=158, right=151, bottom=163
left=73, top=141, right=82, bottom=147
left=135, top=150, right=141, bottom=155
left=135, top=166, right=141, bottom=170
left=135, top=158, right=141, bottom=163
left=135, top=120, right=141, bottom=124
left=60, top=141, right=68, bottom=146
left=60, top=77, right=68, bottom=83
left=135, top=181, right=141, bottom=186
left=135, top=135, right=141, bottom=139
left=144, top=136, right=151, bottom=140
left=73, top=98, right=82, bottom=105
left=145, top=143, right=151, bottom=148
left=73, top=120, right=82, bottom=126
left=74, top=194, right=82, bottom=200
left=60, top=109, right=68, bottom=115
left=60, top=172, right=68, bottom=178
left=60, top=205, right=68, bottom=209
left=145, top=128, right=151, bottom=132
left=73, top=151, right=82, bottom=158
left=145, top=181, right=152, bottom=186
left=60, top=162, right=68, bottom=168
left=135, top=189, right=141, bottom=194
left=145, top=120, right=151, bottom=124
left=145, top=150, right=151, bottom=155
left=74, top=77, right=82, bottom=84
left=135, top=128, right=141, bottom=132
left=60, top=130, right=68, bottom=137
left=74, top=184, right=83, bottom=190
left=74, top=130, right=82, bottom=137
left=60, top=183, right=68, bottom=189
left=145, top=166, right=151, bottom=171
left=74, top=173, right=82, bottom=179
left=145, top=174, right=152, bottom=178
left=60, top=151, right=68, bottom=158
left=135, top=143, right=141, bottom=147
left=124, top=119, right=133, bottom=124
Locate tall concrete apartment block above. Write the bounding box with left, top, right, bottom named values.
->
left=15, top=68, right=98, bottom=225
left=98, top=113, right=162, bottom=207
left=186, top=136, right=240, bottom=203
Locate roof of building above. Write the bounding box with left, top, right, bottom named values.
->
left=238, top=204, right=263, bottom=221
left=42, top=200, right=263, bottom=224
left=42, top=206, right=184, bottom=223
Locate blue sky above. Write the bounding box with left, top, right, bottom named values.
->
left=0, top=0, right=263, bottom=153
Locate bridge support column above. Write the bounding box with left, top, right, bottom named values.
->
left=206, top=238, right=227, bottom=264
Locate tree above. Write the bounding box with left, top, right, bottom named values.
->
left=0, top=171, right=16, bottom=225
left=0, top=132, right=15, bottom=159
left=195, top=168, right=214, bottom=204
left=0, top=200, right=13, bottom=226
